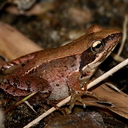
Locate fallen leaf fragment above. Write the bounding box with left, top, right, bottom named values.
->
left=0, top=22, right=42, bottom=61
left=92, top=84, right=128, bottom=119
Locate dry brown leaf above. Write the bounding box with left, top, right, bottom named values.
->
left=78, top=83, right=128, bottom=119
left=0, top=22, right=42, bottom=61
left=92, top=84, right=128, bottom=118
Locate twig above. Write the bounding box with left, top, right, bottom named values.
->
left=23, top=58, right=128, bottom=128
left=23, top=96, right=71, bottom=128
left=4, top=91, right=37, bottom=114
left=117, top=15, right=128, bottom=56
left=87, top=58, right=128, bottom=89
left=113, top=15, right=128, bottom=61
left=24, top=101, right=37, bottom=114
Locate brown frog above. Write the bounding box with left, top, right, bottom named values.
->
left=0, top=25, right=122, bottom=101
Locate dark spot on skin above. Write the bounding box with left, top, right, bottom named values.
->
left=56, top=84, right=59, bottom=86
left=71, top=63, right=75, bottom=67
left=21, top=64, right=25, bottom=67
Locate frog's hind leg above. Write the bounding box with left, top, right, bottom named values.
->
left=0, top=75, right=51, bottom=96
left=0, top=81, right=30, bottom=96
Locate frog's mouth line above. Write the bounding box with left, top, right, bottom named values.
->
left=99, top=32, right=122, bottom=61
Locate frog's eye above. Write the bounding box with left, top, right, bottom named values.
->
left=91, top=40, right=104, bottom=53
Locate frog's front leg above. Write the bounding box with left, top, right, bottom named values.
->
left=67, top=72, right=95, bottom=114
left=0, top=75, right=52, bottom=97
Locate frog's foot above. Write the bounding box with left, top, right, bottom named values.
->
left=66, top=89, right=97, bottom=114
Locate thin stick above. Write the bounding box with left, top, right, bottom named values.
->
left=23, top=96, right=71, bottom=128
left=87, top=58, right=128, bottom=89
left=113, top=15, right=128, bottom=62
left=117, top=15, right=128, bottom=56
left=4, top=91, right=37, bottom=114
left=23, top=58, right=128, bottom=128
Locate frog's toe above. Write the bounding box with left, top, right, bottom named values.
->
left=84, top=91, right=98, bottom=98
left=66, top=89, right=97, bottom=114
left=66, top=90, right=85, bottom=114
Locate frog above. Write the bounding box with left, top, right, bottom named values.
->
left=0, top=25, right=122, bottom=102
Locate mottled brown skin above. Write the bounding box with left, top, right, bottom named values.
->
left=0, top=25, right=122, bottom=100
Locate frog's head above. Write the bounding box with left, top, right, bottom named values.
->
left=79, top=25, right=122, bottom=85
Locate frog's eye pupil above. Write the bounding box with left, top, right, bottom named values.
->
left=91, top=41, right=104, bottom=53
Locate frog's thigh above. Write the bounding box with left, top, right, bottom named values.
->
left=0, top=75, right=50, bottom=96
